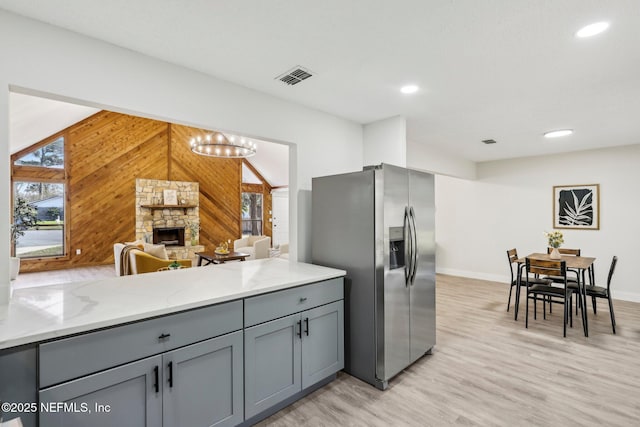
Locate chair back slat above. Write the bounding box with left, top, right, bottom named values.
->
left=507, top=248, right=518, bottom=264
left=526, top=258, right=566, bottom=277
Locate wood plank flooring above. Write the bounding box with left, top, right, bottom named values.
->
left=258, top=274, right=640, bottom=426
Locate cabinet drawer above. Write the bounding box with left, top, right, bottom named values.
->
left=244, top=278, right=343, bottom=327
left=40, top=300, right=242, bottom=388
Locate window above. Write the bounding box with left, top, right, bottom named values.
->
left=13, top=182, right=65, bottom=258
left=14, top=136, right=64, bottom=168
left=242, top=193, right=263, bottom=236
left=12, top=135, right=67, bottom=259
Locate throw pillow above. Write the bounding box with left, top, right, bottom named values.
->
left=143, top=243, right=169, bottom=260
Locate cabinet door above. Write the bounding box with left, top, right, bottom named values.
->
left=244, top=313, right=301, bottom=419
left=39, top=355, right=162, bottom=427
left=162, top=331, right=243, bottom=427
left=301, top=301, right=345, bottom=389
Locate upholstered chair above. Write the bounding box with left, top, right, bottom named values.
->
left=233, top=235, right=271, bottom=259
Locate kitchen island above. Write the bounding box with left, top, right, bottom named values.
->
left=0, top=258, right=345, bottom=427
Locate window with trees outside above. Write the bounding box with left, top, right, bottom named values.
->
left=12, top=136, right=66, bottom=258
left=241, top=192, right=263, bottom=236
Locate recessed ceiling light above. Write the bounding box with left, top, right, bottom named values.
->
left=544, top=129, right=573, bottom=138
left=400, top=85, right=419, bottom=94
left=576, top=21, right=610, bottom=38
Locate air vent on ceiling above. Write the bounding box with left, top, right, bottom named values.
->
left=276, top=66, right=313, bottom=86
left=482, top=139, right=497, bottom=144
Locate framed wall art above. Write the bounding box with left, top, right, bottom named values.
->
left=553, top=184, right=599, bottom=230
left=163, top=189, right=178, bottom=205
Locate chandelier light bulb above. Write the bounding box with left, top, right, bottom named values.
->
left=189, top=131, right=257, bottom=158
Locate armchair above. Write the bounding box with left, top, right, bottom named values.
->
left=131, top=251, right=192, bottom=274
left=114, top=243, right=191, bottom=275
left=233, top=235, right=271, bottom=260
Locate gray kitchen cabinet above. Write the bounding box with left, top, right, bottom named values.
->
left=163, top=331, right=243, bottom=427
left=39, top=354, right=163, bottom=427
left=301, top=301, right=344, bottom=389
left=244, top=313, right=302, bottom=419
left=40, top=331, right=243, bottom=427
left=244, top=299, right=344, bottom=420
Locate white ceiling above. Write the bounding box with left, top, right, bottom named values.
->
left=9, top=93, right=99, bottom=154
left=2, top=0, right=640, bottom=162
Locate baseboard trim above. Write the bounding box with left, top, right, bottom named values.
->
left=436, top=268, right=640, bottom=303
left=437, top=267, right=508, bottom=284
left=611, top=291, right=640, bottom=303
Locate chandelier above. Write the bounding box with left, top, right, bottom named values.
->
left=190, top=131, right=257, bottom=158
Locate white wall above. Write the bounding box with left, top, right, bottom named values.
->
left=407, top=139, right=476, bottom=180
left=363, top=116, right=406, bottom=167
left=436, top=144, right=640, bottom=302
left=0, top=10, right=363, bottom=295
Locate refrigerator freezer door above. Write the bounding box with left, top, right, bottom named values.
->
left=408, top=170, right=436, bottom=363
left=311, top=170, right=376, bottom=385
left=376, top=164, right=411, bottom=382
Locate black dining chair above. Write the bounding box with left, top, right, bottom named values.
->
left=544, top=247, right=582, bottom=283
left=568, top=256, right=618, bottom=334
left=526, top=258, right=573, bottom=337
left=506, top=249, right=550, bottom=318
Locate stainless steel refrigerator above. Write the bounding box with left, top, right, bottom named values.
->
left=311, top=163, right=435, bottom=390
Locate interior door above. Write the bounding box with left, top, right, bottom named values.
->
left=271, top=190, right=289, bottom=248
left=378, top=164, right=411, bottom=381
left=408, top=170, right=436, bottom=363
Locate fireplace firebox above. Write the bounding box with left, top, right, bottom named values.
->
left=153, top=227, right=185, bottom=246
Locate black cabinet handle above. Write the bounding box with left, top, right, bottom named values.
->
left=167, top=361, right=173, bottom=388
left=304, top=318, right=309, bottom=336
left=153, top=366, right=159, bottom=393
left=296, top=320, right=302, bottom=338
left=158, top=333, right=171, bottom=341
left=299, top=297, right=308, bottom=303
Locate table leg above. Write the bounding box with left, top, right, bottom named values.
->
left=579, top=268, right=589, bottom=337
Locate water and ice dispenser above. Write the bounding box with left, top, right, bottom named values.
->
left=389, top=226, right=405, bottom=269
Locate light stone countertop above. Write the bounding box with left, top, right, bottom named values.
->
left=0, top=258, right=345, bottom=350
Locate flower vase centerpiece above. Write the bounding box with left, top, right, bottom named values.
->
left=545, top=231, right=564, bottom=259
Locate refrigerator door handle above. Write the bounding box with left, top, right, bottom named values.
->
left=409, top=206, right=418, bottom=284
left=404, top=206, right=412, bottom=286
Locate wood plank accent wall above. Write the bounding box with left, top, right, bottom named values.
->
left=169, top=124, right=242, bottom=250
left=13, top=111, right=261, bottom=273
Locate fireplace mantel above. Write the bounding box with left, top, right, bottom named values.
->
left=141, top=204, right=197, bottom=214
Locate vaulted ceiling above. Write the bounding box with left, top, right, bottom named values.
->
left=2, top=0, right=639, bottom=162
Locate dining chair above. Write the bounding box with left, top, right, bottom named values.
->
left=526, top=258, right=573, bottom=337
left=545, top=247, right=582, bottom=282
left=568, top=256, right=618, bottom=334
left=506, top=249, right=550, bottom=315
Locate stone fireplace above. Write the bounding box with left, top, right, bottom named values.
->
left=135, top=178, right=204, bottom=260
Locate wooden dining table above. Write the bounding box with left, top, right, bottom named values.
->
left=515, top=253, right=595, bottom=337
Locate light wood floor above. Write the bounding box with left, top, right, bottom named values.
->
left=258, top=274, right=640, bottom=427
